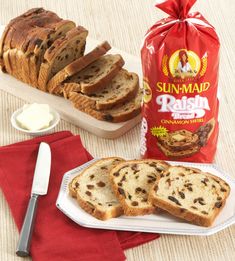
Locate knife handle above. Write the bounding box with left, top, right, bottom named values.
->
left=16, top=194, right=39, bottom=257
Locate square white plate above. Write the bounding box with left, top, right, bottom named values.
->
left=56, top=159, right=235, bottom=236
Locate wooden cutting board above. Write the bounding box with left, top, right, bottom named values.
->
left=0, top=26, right=142, bottom=139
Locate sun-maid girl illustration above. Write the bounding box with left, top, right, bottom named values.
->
left=176, top=50, right=194, bottom=78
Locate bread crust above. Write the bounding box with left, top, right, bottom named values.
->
left=69, top=157, right=125, bottom=220
left=110, top=159, right=170, bottom=216
left=149, top=166, right=231, bottom=227
left=47, top=41, right=111, bottom=93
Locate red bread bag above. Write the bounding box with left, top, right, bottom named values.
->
left=140, top=0, right=220, bottom=163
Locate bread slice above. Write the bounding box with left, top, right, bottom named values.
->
left=71, top=88, right=142, bottom=122
left=66, top=69, right=139, bottom=110
left=69, top=157, right=125, bottom=220
left=158, top=129, right=199, bottom=152
left=38, top=26, right=88, bottom=91
left=109, top=160, right=170, bottom=216
left=149, top=166, right=230, bottom=227
left=157, top=141, right=200, bottom=159
left=62, top=54, right=125, bottom=95
left=47, top=41, right=111, bottom=94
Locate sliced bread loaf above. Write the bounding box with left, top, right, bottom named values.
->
left=69, top=157, right=125, bottom=220
left=28, top=20, right=75, bottom=87
left=109, top=160, right=170, bottom=216
left=0, top=8, right=75, bottom=85
left=149, top=166, right=230, bottom=227
left=70, top=88, right=142, bottom=122
left=47, top=41, right=111, bottom=94
left=62, top=54, right=125, bottom=95
left=38, top=26, right=88, bottom=91
left=66, top=69, right=139, bottom=110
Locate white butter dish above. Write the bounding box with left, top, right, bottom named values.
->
left=11, top=105, right=60, bottom=136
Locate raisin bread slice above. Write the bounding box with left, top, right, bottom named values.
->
left=62, top=54, right=125, bottom=95
left=70, top=88, right=142, bottom=122
left=110, top=160, right=170, bottom=216
left=47, top=41, right=111, bottom=94
left=157, top=141, right=200, bottom=159
left=69, top=157, right=125, bottom=220
left=158, top=130, right=199, bottom=152
left=149, top=166, right=230, bottom=227
left=38, top=26, right=88, bottom=91
left=66, top=69, right=139, bottom=110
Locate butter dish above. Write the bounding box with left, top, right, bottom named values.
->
left=11, top=104, right=60, bottom=136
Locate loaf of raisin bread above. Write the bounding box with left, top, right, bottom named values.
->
left=71, top=88, right=142, bottom=122
left=109, top=160, right=170, bottom=216
left=62, top=54, right=125, bottom=95
left=47, top=41, right=111, bottom=94
left=0, top=8, right=75, bottom=86
left=66, top=69, right=139, bottom=110
left=38, top=26, right=88, bottom=91
left=69, top=157, right=125, bottom=220
left=149, top=166, right=230, bottom=227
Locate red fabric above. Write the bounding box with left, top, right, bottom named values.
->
left=0, top=131, right=159, bottom=261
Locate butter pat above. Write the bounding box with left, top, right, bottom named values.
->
left=16, top=103, right=54, bottom=131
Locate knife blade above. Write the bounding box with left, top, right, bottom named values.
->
left=16, top=142, right=51, bottom=257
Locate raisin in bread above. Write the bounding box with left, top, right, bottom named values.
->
left=110, top=160, right=170, bottom=216
left=66, top=69, right=139, bottom=110
left=69, top=157, right=125, bottom=220
left=38, top=26, right=88, bottom=91
left=0, top=8, right=75, bottom=86
left=62, top=54, right=125, bottom=95
left=149, top=166, right=230, bottom=227
left=47, top=41, right=111, bottom=94
left=70, top=88, right=142, bottom=122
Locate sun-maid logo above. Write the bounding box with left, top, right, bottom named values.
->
left=162, top=49, right=207, bottom=81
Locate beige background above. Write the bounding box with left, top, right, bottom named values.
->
left=0, top=0, right=235, bottom=260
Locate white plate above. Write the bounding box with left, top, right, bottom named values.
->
left=0, top=25, right=142, bottom=139
left=56, top=159, right=235, bottom=236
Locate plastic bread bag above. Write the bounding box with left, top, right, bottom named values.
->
left=140, top=0, right=220, bottom=163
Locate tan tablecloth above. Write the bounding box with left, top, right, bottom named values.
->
left=0, top=0, right=235, bottom=260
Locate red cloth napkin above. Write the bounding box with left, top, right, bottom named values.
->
left=0, top=131, right=159, bottom=261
